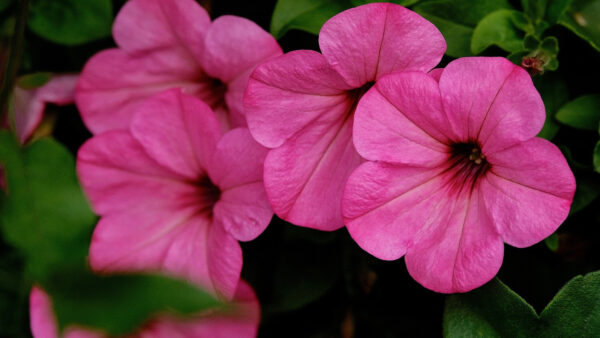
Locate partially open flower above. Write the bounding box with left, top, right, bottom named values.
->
left=343, top=57, right=575, bottom=293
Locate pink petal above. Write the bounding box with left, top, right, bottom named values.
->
left=353, top=73, right=452, bottom=166
left=481, top=138, right=575, bottom=247
left=130, top=89, right=222, bottom=180
left=143, top=280, right=259, bottom=338
left=244, top=50, right=353, bottom=148
left=112, top=0, right=209, bottom=61
left=30, top=287, right=104, bottom=338
left=77, top=130, right=192, bottom=216
left=343, top=162, right=447, bottom=260
left=265, top=114, right=363, bottom=231
left=428, top=68, right=444, bottom=82
left=205, top=223, right=243, bottom=300
left=76, top=49, right=208, bottom=134
left=202, top=15, right=282, bottom=83
left=209, top=128, right=273, bottom=241
left=319, top=3, right=445, bottom=87
left=438, top=57, right=545, bottom=153
left=405, top=187, right=504, bottom=293
left=14, top=74, right=78, bottom=144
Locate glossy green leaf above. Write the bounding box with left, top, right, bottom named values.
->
left=47, top=272, right=220, bottom=335
left=414, top=0, right=511, bottom=57
left=444, top=272, right=600, bottom=337
left=270, top=0, right=352, bottom=39
left=555, top=94, right=600, bottom=130
left=471, top=10, right=527, bottom=54
left=559, top=0, right=600, bottom=52
left=533, top=73, right=568, bottom=140
left=28, top=0, right=112, bottom=45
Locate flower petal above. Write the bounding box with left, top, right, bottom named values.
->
left=319, top=3, right=445, bottom=87
left=353, top=72, right=452, bottom=166
left=130, top=89, right=222, bottom=180
left=202, top=15, right=282, bottom=83
left=76, top=49, right=208, bottom=134
left=439, top=57, right=545, bottom=153
left=481, top=138, right=575, bottom=248
left=405, top=187, right=504, bottom=293
left=343, top=162, right=446, bottom=260
left=244, top=50, right=352, bottom=148
left=77, top=130, right=193, bottom=216
left=14, top=74, right=78, bottom=144
left=265, top=114, right=362, bottom=230
left=113, top=0, right=209, bottom=60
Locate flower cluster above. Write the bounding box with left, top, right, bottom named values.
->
left=28, top=0, right=576, bottom=336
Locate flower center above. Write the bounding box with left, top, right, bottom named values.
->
left=196, top=175, right=221, bottom=217
left=445, top=142, right=490, bottom=194
left=197, top=76, right=227, bottom=110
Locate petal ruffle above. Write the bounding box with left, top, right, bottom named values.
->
left=264, top=114, right=362, bottom=230
left=319, top=3, right=445, bottom=87
left=76, top=49, right=207, bottom=134
left=481, top=138, right=575, bottom=247
left=405, top=187, right=504, bottom=293
left=353, top=73, right=451, bottom=166
left=113, top=0, right=209, bottom=61
left=130, top=90, right=222, bottom=180
left=439, top=57, right=545, bottom=153
left=244, top=50, right=353, bottom=148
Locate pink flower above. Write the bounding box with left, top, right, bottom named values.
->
left=76, top=0, right=282, bottom=134
left=77, top=89, right=272, bottom=299
left=244, top=3, right=446, bottom=230
left=30, top=281, right=260, bottom=337
left=342, top=57, right=576, bottom=293
left=11, top=74, right=78, bottom=144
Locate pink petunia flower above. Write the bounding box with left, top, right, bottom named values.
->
left=77, top=89, right=272, bottom=300
left=76, top=0, right=282, bottom=134
left=244, top=3, right=446, bottom=231
left=342, top=57, right=576, bottom=293
left=10, top=74, right=78, bottom=144
left=30, top=281, right=260, bottom=338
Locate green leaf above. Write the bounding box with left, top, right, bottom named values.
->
left=559, top=0, right=600, bottom=52
left=0, top=132, right=96, bottom=279
left=444, top=272, right=600, bottom=337
left=594, top=140, right=600, bottom=173
left=28, top=0, right=112, bottom=45
left=443, top=278, right=538, bottom=337
left=270, top=0, right=352, bottom=39
left=555, top=94, right=600, bottom=130
left=570, top=174, right=600, bottom=213
left=414, top=0, right=512, bottom=57
left=545, top=0, right=571, bottom=24
left=16, top=72, right=52, bottom=89
left=471, top=10, right=528, bottom=54
left=47, top=272, right=220, bottom=335
left=544, top=233, right=559, bottom=251
left=533, top=73, right=568, bottom=140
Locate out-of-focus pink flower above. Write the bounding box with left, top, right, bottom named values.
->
left=342, top=57, right=576, bottom=293
left=244, top=3, right=446, bottom=231
left=76, top=0, right=281, bottom=134
left=30, top=280, right=260, bottom=338
left=11, top=74, right=78, bottom=144
left=77, top=89, right=272, bottom=299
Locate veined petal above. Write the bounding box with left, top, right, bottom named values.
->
left=244, top=50, right=352, bottom=148
left=439, top=57, right=544, bottom=153
left=264, top=113, right=362, bottom=231
left=482, top=138, right=575, bottom=248
left=343, top=162, right=446, bottom=260
left=76, top=49, right=207, bottom=134
left=319, top=3, right=445, bottom=87
left=77, top=130, right=194, bottom=216
left=202, top=16, right=282, bottom=83
left=405, top=187, right=504, bottom=293
left=353, top=73, right=452, bottom=165
left=113, top=0, right=209, bottom=61
left=130, top=90, right=222, bottom=180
